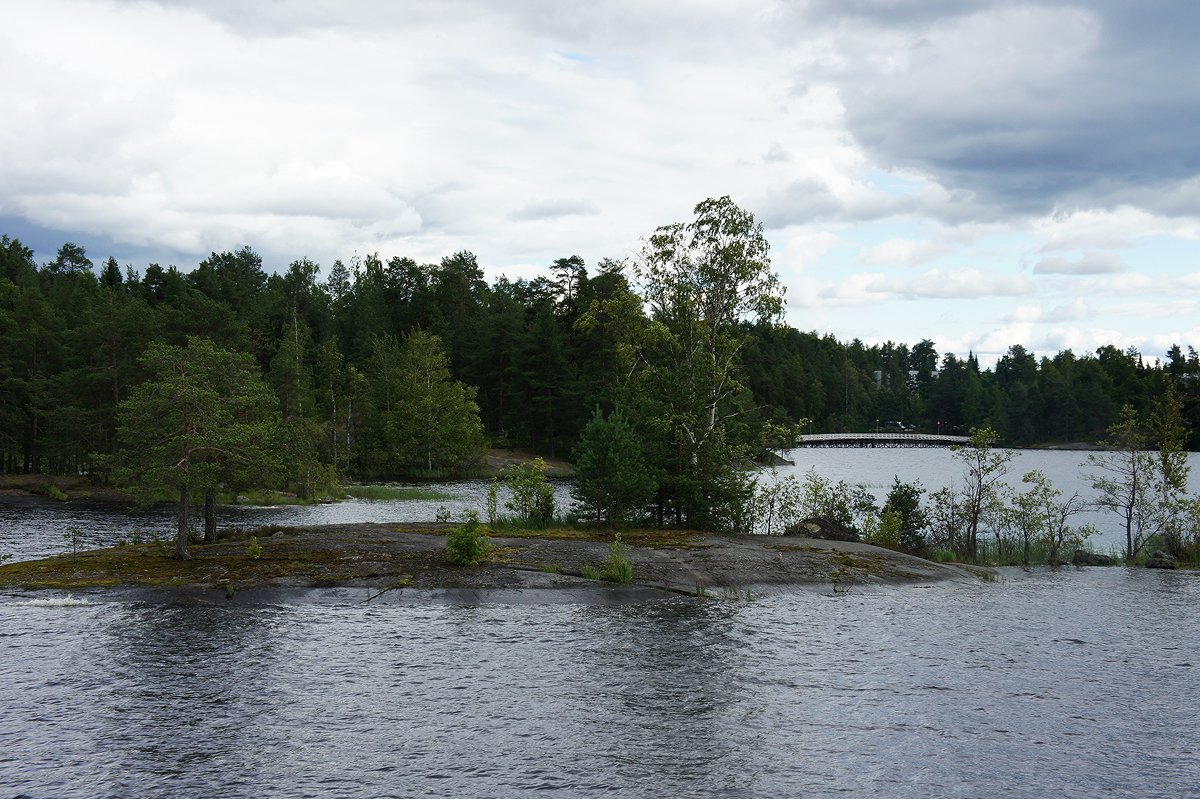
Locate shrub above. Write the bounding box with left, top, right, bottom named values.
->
left=47, top=485, right=68, bottom=502
left=446, top=512, right=490, bottom=566
left=247, top=536, right=263, bottom=560
left=570, top=408, right=656, bottom=527
left=865, top=509, right=904, bottom=551
left=932, top=549, right=956, bottom=563
left=603, top=532, right=634, bottom=583
left=503, top=459, right=556, bottom=524
left=486, top=478, right=499, bottom=525
left=63, top=526, right=85, bottom=557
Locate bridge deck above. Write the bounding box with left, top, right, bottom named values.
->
left=793, top=432, right=970, bottom=448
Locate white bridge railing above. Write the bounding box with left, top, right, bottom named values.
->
left=793, top=432, right=971, bottom=447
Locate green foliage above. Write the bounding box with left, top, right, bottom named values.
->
left=580, top=565, right=602, bottom=580
left=882, top=477, right=929, bottom=555
left=931, top=549, right=956, bottom=563
left=603, top=532, right=634, bottom=583
left=63, top=526, right=85, bottom=558
left=379, top=330, right=485, bottom=474
left=102, top=336, right=282, bottom=559
left=149, top=532, right=170, bottom=556
left=797, top=469, right=878, bottom=533
left=1, top=226, right=1197, bottom=539
left=747, top=471, right=805, bottom=535
left=865, top=508, right=904, bottom=550
left=247, top=536, right=263, bottom=560
left=46, top=485, right=68, bottom=501
left=486, top=478, right=499, bottom=526
left=445, top=512, right=490, bottom=566
left=629, top=197, right=786, bottom=530
left=1088, top=405, right=1159, bottom=561
left=1005, top=470, right=1092, bottom=566
left=947, top=427, right=1014, bottom=559
left=571, top=407, right=656, bottom=527
left=1148, top=384, right=1191, bottom=557
left=503, top=459, right=556, bottom=524
left=342, top=484, right=452, bottom=501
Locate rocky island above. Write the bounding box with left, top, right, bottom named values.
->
left=0, top=523, right=991, bottom=603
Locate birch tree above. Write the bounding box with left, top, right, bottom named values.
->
left=633, top=197, right=785, bottom=528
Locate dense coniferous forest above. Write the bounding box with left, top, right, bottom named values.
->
left=1, top=230, right=1197, bottom=487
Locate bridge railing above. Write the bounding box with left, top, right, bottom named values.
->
left=793, top=432, right=971, bottom=447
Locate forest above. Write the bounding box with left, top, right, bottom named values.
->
left=2, top=202, right=1198, bottom=495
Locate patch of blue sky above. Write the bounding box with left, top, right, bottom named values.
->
left=860, top=169, right=928, bottom=197
left=557, top=51, right=594, bottom=63
left=1120, top=236, right=1200, bottom=276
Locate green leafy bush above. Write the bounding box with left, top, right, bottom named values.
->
left=247, top=536, right=263, bottom=560
left=603, top=532, right=634, bottom=583
left=446, top=512, right=490, bottom=566
left=503, top=459, right=556, bottom=524
left=865, top=509, right=904, bottom=551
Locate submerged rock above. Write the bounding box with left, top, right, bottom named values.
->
left=1072, top=549, right=1117, bottom=567
left=783, top=517, right=861, bottom=542
left=1145, top=550, right=1177, bottom=569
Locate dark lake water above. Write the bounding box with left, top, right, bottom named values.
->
left=2, top=450, right=1199, bottom=797
left=2, top=569, right=1197, bottom=798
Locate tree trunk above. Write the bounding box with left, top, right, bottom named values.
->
left=176, top=484, right=192, bottom=560
left=204, top=490, right=217, bottom=544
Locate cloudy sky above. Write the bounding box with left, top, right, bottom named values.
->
left=3, top=0, right=1199, bottom=363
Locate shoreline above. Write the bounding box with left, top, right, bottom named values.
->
left=0, top=522, right=991, bottom=603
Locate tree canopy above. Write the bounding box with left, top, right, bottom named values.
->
left=0, top=207, right=1196, bottom=533
left=105, top=337, right=281, bottom=558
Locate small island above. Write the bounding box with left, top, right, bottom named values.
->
left=0, top=523, right=989, bottom=603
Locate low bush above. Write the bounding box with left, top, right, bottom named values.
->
left=603, top=532, right=634, bottom=584
left=446, top=512, right=490, bottom=566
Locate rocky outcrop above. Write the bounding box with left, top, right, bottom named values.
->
left=1145, top=550, right=1177, bottom=569
left=1072, top=549, right=1117, bottom=567
left=782, top=517, right=861, bottom=542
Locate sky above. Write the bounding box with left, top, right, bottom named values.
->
left=3, top=0, right=1199, bottom=364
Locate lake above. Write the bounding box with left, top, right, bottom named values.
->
left=2, top=568, right=1197, bottom=798
left=2, top=449, right=1199, bottom=798
left=4, top=448, right=1198, bottom=562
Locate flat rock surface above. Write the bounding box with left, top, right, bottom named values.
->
left=0, top=522, right=989, bottom=602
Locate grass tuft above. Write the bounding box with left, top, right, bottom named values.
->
left=342, top=484, right=453, bottom=501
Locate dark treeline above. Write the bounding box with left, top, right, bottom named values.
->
left=745, top=330, right=1200, bottom=447
left=2, top=230, right=1198, bottom=482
